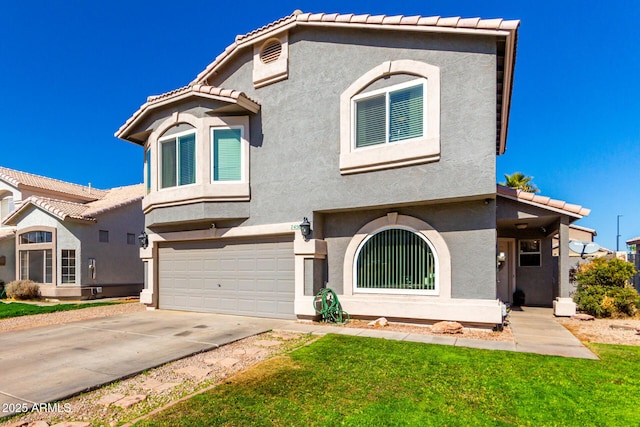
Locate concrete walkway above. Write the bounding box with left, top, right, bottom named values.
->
left=274, top=307, right=598, bottom=360
left=507, top=306, right=598, bottom=359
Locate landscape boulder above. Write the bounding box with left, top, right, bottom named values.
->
left=571, top=313, right=595, bottom=321
left=431, top=321, right=464, bottom=334
left=368, top=317, right=389, bottom=327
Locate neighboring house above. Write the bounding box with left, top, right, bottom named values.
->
left=626, top=236, right=640, bottom=290
left=116, top=11, right=587, bottom=326
left=0, top=167, right=144, bottom=299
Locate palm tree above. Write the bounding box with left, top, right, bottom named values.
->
left=501, top=172, right=539, bottom=193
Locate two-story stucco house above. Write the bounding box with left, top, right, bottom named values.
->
left=0, top=167, right=144, bottom=299
left=116, top=11, right=586, bottom=326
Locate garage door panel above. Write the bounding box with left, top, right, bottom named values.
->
left=159, top=236, right=295, bottom=319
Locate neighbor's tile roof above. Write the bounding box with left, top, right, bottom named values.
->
left=0, top=228, right=15, bottom=241
left=193, top=10, right=519, bottom=84
left=497, top=185, right=590, bottom=218
left=4, top=184, right=144, bottom=224
left=0, top=166, right=107, bottom=201
left=627, top=236, right=640, bottom=245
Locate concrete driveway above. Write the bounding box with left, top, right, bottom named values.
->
left=0, top=310, right=289, bottom=418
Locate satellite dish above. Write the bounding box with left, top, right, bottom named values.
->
left=569, top=240, right=601, bottom=258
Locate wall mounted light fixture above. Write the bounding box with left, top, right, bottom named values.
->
left=138, top=231, right=149, bottom=249
left=300, top=217, right=311, bottom=241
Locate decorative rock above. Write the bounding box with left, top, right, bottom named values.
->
left=29, top=421, right=50, bottom=427
left=571, top=314, right=595, bottom=321
left=254, top=339, right=281, bottom=347
left=174, top=366, right=211, bottom=381
left=50, top=423, right=91, bottom=427
left=97, top=393, right=126, bottom=406
left=154, top=382, right=179, bottom=393
left=217, top=357, right=240, bottom=368
left=431, top=321, right=464, bottom=334
left=113, top=394, right=147, bottom=409
left=140, top=378, right=163, bottom=390
left=368, top=317, right=389, bottom=328
left=609, top=324, right=636, bottom=331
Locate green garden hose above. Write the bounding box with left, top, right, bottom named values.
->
left=313, top=288, right=349, bottom=324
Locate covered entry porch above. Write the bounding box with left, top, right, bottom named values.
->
left=495, top=185, right=590, bottom=307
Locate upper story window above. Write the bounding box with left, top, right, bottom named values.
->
left=353, top=79, right=426, bottom=148
left=212, top=127, right=243, bottom=182
left=144, top=148, right=151, bottom=194
left=0, top=195, right=13, bottom=221
left=160, top=130, right=196, bottom=189
left=339, top=60, right=441, bottom=175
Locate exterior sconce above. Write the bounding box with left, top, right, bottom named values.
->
left=515, top=223, right=528, bottom=230
left=138, top=231, right=149, bottom=249
left=300, top=217, right=312, bottom=241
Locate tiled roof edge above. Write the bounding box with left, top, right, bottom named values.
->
left=497, top=185, right=590, bottom=218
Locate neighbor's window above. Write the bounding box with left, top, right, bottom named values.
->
left=61, top=249, right=76, bottom=284
left=19, top=249, right=52, bottom=283
left=99, top=230, right=109, bottom=243
left=353, top=79, right=425, bottom=148
left=355, top=228, right=437, bottom=294
left=212, top=127, right=243, bottom=182
left=20, top=230, right=52, bottom=244
left=160, top=131, right=196, bottom=188
left=519, top=239, right=541, bottom=267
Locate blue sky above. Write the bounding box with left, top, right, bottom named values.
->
left=1, top=1, right=638, bottom=250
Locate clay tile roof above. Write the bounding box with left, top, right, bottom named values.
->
left=0, top=167, right=107, bottom=201
left=3, top=184, right=143, bottom=225
left=192, top=11, right=519, bottom=86
left=116, top=85, right=260, bottom=141
left=0, top=228, right=15, bottom=241
left=497, top=185, right=591, bottom=218
left=83, top=184, right=144, bottom=217
left=626, top=236, right=640, bottom=245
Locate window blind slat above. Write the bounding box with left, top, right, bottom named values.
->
left=389, top=85, right=423, bottom=142
left=161, top=140, right=177, bottom=188
left=355, top=95, right=386, bottom=148
left=178, top=134, right=196, bottom=185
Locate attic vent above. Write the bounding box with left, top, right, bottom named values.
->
left=260, top=40, right=282, bottom=64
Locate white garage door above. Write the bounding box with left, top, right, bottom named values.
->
left=158, top=236, right=295, bottom=319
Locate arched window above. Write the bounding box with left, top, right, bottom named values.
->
left=355, top=227, right=437, bottom=295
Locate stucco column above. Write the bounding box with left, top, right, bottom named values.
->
left=557, top=217, right=571, bottom=298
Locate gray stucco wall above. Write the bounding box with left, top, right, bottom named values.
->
left=323, top=200, right=496, bottom=299
left=144, top=26, right=498, bottom=227
left=76, top=202, right=144, bottom=286
left=0, top=238, right=15, bottom=284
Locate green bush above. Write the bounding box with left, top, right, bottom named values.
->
left=574, top=258, right=636, bottom=288
left=573, top=258, right=638, bottom=318
left=5, top=280, right=41, bottom=300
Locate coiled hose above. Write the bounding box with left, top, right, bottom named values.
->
left=313, top=288, right=349, bottom=324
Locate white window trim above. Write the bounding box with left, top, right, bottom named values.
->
left=351, top=78, right=428, bottom=150
left=340, top=60, right=441, bottom=174
left=158, top=129, right=197, bottom=190
left=353, top=225, right=439, bottom=296
left=211, top=126, right=246, bottom=184
left=519, top=239, right=542, bottom=267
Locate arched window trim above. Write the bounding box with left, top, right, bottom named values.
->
left=353, top=225, right=439, bottom=295
left=342, top=213, right=451, bottom=299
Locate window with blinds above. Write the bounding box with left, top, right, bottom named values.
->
left=354, top=79, right=425, bottom=148
left=159, top=131, right=196, bottom=189
left=355, top=228, right=436, bottom=293
left=212, top=128, right=242, bottom=182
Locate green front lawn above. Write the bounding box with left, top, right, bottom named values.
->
left=0, top=301, right=117, bottom=319
left=135, top=335, right=640, bottom=426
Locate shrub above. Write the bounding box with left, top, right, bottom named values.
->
left=5, top=280, right=41, bottom=300
left=574, top=257, right=636, bottom=288
left=573, top=258, right=638, bottom=318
